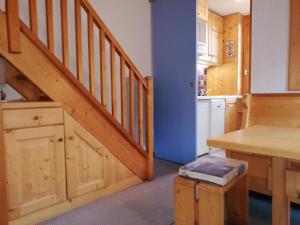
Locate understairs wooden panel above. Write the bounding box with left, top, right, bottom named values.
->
left=5, top=62, right=50, bottom=101
left=0, top=12, right=147, bottom=180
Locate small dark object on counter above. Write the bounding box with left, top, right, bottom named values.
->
left=1, top=91, right=6, bottom=101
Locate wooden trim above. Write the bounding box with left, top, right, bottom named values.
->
left=249, top=0, right=252, bottom=94
left=2, top=102, right=62, bottom=110
left=0, top=103, right=9, bottom=225
left=120, top=57, right=127, bottom=128
left=251, top=93, right=300, bottom=97
left=29, top=0, right=37, bottom=35
left=5, top=0, right=21, bottom=53
left=110, top=44, right=117, bottom=118
left=60, top=0, right=69, bottom=68
left=129, top=69, right=135, bottom=136
left=138, top=81, right=144, bottom=146
left=45, top=0, right=54, bottom=53
left=288, top=0, right=300, bottom=90
left=145, top=76, right=154, bottom=180
left=100, top=29, right=107, bottom=107
left=88, top=12, right=96, bottom=96
left=17, top=21, right=147, bottom=159
left=75, top=0, right=83, bottom=82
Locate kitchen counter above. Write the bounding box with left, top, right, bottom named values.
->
left=197, top=95, right=242, bottom=100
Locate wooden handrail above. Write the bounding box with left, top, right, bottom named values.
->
left=5, top=0, right=154, bottom=180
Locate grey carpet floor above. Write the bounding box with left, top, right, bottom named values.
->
left=38, top=158, right=300, bottom=225
left=38, top=159, right=179, bottom=225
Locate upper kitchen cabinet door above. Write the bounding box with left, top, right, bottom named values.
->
left=198, top=0, right=208, bottom=21
left=64, top=113, right=109, bottom=200
left=211, top=30, right=223, bottom=64
left=4, top=125, right=67, bottom=220
left=211, top=12, right=223, bottom=34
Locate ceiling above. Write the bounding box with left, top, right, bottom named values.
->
left=208, top=0, right=250, bottom=16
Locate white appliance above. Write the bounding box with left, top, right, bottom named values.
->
left=196, top=99, right=225, bottom=156
left=196, top=100, right=210, bottom=156
left=209, top=100, right=225, bottom=151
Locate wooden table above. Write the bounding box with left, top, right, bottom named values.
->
left=208, top=125, right=300, bottom=225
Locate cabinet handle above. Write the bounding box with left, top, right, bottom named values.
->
left=57, top=138, right=64, bottom=142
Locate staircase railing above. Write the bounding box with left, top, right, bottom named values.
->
left=4, top=0, right=153, bottom=180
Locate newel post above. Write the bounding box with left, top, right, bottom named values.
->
left=146, top=76, right=154, bottom=180
left=6, top=0, right=21, bottom=53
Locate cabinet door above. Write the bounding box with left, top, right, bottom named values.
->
left=4, top=125, right=66, bottom=219
left=211, top=30, right=223, bottom=64
left=198, top=0, right=208, bottom=21
left=64, top=113, right=108, bottom=199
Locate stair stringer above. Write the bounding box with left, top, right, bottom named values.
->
left=0, top=12, right=147, bottom=180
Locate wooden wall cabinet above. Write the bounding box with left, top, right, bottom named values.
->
left=224, top=98, right=242, bottom=133
left=199, top=10, right=223, bottom=65
left=210, top=11, right=223, bottom=64
left=197, top=0, right=208, bottom=21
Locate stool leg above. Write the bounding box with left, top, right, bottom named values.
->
left=174, top=177, right=197, bottom=225
left=227, top=174, right=249, bottom=225
left=199, top=188, right=225, bottom=225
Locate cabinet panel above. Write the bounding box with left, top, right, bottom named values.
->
left=211, top=30, right=223, bottom=64
left=225, top=99, right=242, bottom=133
left=197, top=0, right=208, bottom=21
left=4, top=125, right=66, bottom=219
left=227, top=151, right=272, bottom=195
left=64, top=113, right=109, bottom=199
left=3, top=107, right=64, bottom=130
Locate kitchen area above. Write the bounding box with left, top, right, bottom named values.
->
left=196, top=0, right=251, bottom=156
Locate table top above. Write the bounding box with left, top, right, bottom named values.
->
left=208, top=125, right=300, bottom=160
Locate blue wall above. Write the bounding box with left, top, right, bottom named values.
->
left=152, top=0, right=197, bottom=164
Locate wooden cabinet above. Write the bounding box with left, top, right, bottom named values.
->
left=5, top=125, right=67, bottom=220
left=197, top=0, right=208, bottom=21
left=64, top=113, right=109, bottom=199
left=209, top=11, right=223, bottom=65
left=224, top=98, right=242, bottom=133
left=0, top=103, right=141, bottom=225
left=199, top=10, right=223, bottom=65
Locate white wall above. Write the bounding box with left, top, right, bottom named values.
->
left=0, top=0, right=152, bottom=77
left=89, top=0, right=152, bottom=77
left=251, top=0, right=300, bottom=93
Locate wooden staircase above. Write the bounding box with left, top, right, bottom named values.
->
left=0, top=0, right=153, bottom=182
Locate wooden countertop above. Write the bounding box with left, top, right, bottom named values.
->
left=208, top=125, right=300, bottom=160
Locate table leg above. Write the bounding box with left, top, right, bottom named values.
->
left=227, top=174, right=249, bottom=225
left=272, top=157, right=288, bottom=225
left=198, top=186, right=225, bottom=225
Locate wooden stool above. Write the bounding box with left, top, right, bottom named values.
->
left=174, top=172, right=248, bottom=225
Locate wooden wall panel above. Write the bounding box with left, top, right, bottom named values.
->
left=207, top=63, right=238, bottom=95
left=288, top=0, right=300, bottom=90
left=207, top=13, right=243, bottom=96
